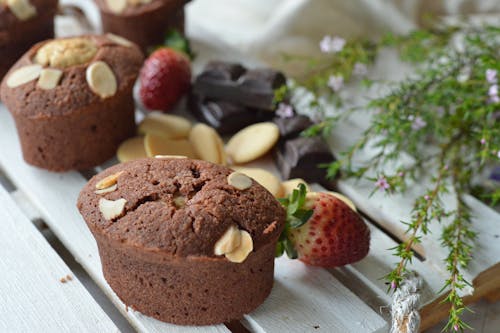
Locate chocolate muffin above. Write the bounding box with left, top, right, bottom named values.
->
left=94, top=0, right=189, bottom=51
left=0, top=34, right=144, bottom=171
left=0, top=0, right=58, bottom=80
left=77, top=157, right=285, bottom=325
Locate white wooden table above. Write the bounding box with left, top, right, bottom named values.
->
left=0, top=1, right=498, bottom=332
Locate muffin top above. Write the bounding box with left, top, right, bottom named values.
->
left=0, top=34, right=143, bottom=118
left=95, top=0, right=187, bottom=16
left=0, top=0, right=57, bottom=30
left=77, top=158, right=285, bottom=259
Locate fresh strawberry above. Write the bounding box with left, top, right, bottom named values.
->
left=277, top=184, right=370, bottom=267
left=139, top=48, right=191, bottom=112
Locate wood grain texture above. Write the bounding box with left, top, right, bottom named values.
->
left=0, top=186, right=118, bottom=332
left=244, top=257, right=387, bottom=333
left=0, top=109, right=229, bottom=333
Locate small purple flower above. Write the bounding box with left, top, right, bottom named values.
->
left=319, top=35, right=345, bottom=53
left=489, top=84, right=498, bottom=97
left=486, top=69, right=497, bottom=84
left=353, top=62, right=368, bottom=76
left=453, top=324, right=459, bottom=331
left=444, top=164, right=449, bottom=171
left=391, top=281, right=397, bottom=289
left=424, top=195, right=430, bottom=201
left=375, top=176, right=390, bottom=192
left=275, top=103, right=294, bottom=118
left=411, top=116, right=427, bottom=130
left=328, top=75, right=344, bottom=92
left=398, top=172, right=405, bottom=177
left=480, top=138, right=486, bottom=145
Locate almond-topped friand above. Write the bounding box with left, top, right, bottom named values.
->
left=117, top=137, right=148, bottom=162
left=77, top=158, right=285, bottom=325
left=226, top=122, right=280, bottom=164
left=214, top=224, right=241, bottom=255
left=34, top=37, right=98, bottom=68
left=227, top=172, right=252, bottom=190
left=86, top=61, right=118, bottom=98
left=6, top=64, right=42, bottom=88
left=37, top=69, right=63, bottom=90
left=6, top=0, right=37, bottom=21
left=95, top=171, right=124, bottom=190
left=99, top=197, right=127, bottom=220
left=138, top=113, right=192, bottom=139
left=0, top=35, right=143, bottom=171
left=189, top=123, right=225, bottom=164
left=225, top=230, right=253, bottom=263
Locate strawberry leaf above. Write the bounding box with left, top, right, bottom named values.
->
left=150, top=29, right=195, bottom=59
left=283, top=238, right=298, bottom=259
left=289, top=209, right=313, bottom=229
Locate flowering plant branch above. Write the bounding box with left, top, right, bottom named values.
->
left=283, top=24, right=500, bottom=331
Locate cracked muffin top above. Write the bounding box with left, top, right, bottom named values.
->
left=77, top=157, right=285, bottom=258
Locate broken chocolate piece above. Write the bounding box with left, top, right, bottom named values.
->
left=274, top=136, right=337, bottom=189
left=188, top=92, right=274, bottom=135
left=273, top=115, right=314, bottom=141
left=193, top=61, right=287, bottom=110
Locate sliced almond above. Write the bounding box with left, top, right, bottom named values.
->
left=327, top=192, right=357, bottom=212
left=86, top=61, right=117, bottom=99
left=232, top=167, right=283, bottom=197
left=189, top=123, right=224, bottom=164
left=227, top=172, right=252, bottom=190
left=7, top=0, right=37, bottom=21
left=226, top=122, right=279, bottom=164
left=6, top=64, right=42, bottom=88
left=117, top=136, right=147, bottom=162
left=34, top=38, right=97, bottom=68
left=36, top=68, right=63, bottom=90
left=138, top=113, right=192, bottom=139
left=214, top=225, right=242, bottom=256
left=173, top=194, right=186, bottom=209
left=281, top=178, right=310, bottom=197
left=215, top=135, right=227, bottom=166
left=95, top=171, right=124, bottom=190
left=106, top=0, right=127, bottom=13
left=99, top=198, right=127, bottom=220
left=155, top=155, right=187, bottom=159
left=225, top=230, right=253, bottom=263
left=144, top=134, right=197, bottom=159
left=106, top=33, right=133, bottom=47
left=95, top=184, right=117, bottom=195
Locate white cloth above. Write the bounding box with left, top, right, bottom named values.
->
left=186, top=0, right=500, bottom=69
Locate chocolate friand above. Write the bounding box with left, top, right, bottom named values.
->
left=78, top=157, right=285, bottom=325
left=0, top=0, right=58, bottom=80
left=0, top=35, right=143, bottom=171
left=94, top=0, right=189, bottom=52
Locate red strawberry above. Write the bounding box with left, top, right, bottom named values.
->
left=139, top=48, right=191, bottom=112
left=278, top=186, right=370, bottom=267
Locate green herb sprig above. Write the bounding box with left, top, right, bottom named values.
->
left=284, top=24, right=500, bottom=332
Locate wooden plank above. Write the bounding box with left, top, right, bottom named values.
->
left=0, top=105, right=389, bottom=333
left=0, top=186, right=118, bottom=332
left=0, top=108, right=229, bottom=333
left=244, top=257, right=387, bottom=333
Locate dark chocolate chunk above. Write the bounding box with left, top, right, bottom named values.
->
left=188, top=92, right=275, bottom=135
left=273, top=115, right=314, bottom=140
left=193, top=61, right=286, bottom=110
left=274, top=136, right=337, bottom=188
